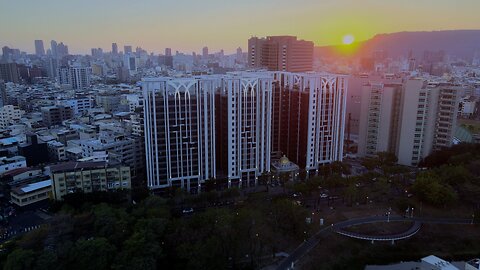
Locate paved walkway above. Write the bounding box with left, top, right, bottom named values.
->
left=275, top=215, right=475, bottom=270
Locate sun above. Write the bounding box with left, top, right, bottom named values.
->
left=342, top=34, right=355, bottom=45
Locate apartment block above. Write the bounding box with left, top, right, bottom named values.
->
left=358, top=78, right=461, bottom=166
left=50, top=161, right=131, bottom=200
left=248, top=36, right=313, bottom=72
left=143, top=72, right=347, bottom=192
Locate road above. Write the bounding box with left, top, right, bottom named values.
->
left=275, top=215, right=476, bottom=270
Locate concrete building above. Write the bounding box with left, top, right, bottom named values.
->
left=10, top=179, right=51, bottom=207
left=143, top=72, right=347, bottom=192
left=50, top=161, right=131, bottom=200
left=248, top=36, right=314, bottom=72
left=270, top=72, right=347, bottom=171
left=70, top=66, right=92, bottom=89
left=96, top=94, right=121, bottom=113
left=397, top=80, right=460, bottom=166
left=0, top=156, right=26, bottom=174
left=57, top=97, right=92, bottom=116
left=0, top=105, right=25, bottom=128
left=0, top=63, right=20, bottom=83
left=358, top=81, right=403, bottom=157
left=459, top=96, right=477, bottom=117
left=56, top=66, right=91, bottom=89
left=18, top=134, right=49, bottom=166
left=47, top=140, right=66, bottom=161
left=358, top=78, right=461, bottom=166
left=41, top=105, right=74, bottom=126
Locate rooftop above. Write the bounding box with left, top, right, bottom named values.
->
left=50, top=161, right=107, bottom=173
left=12, top=179, right=52, bottom=195
left=422, top=255, right=459, bottom=270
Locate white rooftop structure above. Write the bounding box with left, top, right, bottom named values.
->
left=421, top=255, right=459, bottom=270
left=19, top=179, right=52, bottom=193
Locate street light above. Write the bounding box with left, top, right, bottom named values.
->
left=411, top=208, right=414, bottom=218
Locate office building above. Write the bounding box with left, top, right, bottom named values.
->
left=358, top=78, right=461, bottom=166
left=248, top=36, right=314, bottom=72
left=50, top=161, right=131, bottom=200
left=143, top=72, right=347, bottom=192
left=34, top=40, right=45, bottom=56
left=124, top=45, right=132, bottom=54
left=165, top=48, right=172, bottom=56
left=112, top=43, right=118, bottom=54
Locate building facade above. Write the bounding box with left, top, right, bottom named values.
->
left=143, top=72, right=347, bottom=192
left=41, top=105, right=74, bottom=126
left=357, top=78, right=461, bottom=166
left=248, top=36, right=314, bottom=72
left=50, top=161, right=131, bottom=200
left=0, top=105, right=25, bottom=128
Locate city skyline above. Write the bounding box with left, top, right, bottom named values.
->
left=1, top=0, right=480, bottom=54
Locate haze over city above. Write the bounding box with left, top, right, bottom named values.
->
left=1, top=1, right=480, bottom=270
left=2, top=0, right=480, bottom=54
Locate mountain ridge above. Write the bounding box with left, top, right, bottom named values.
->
left=315, top=29, right=480, bottom=59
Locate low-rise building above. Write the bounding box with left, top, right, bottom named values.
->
left=50, top=161, right=131, bottom=200
left=10, top=179, right=52, bottom=207
left=47, top=140, right=66, bottom=161
left=0, top=156, right=26, bottom=174
left=0, top=105, right=24, bottom=128
left=41, top=105, right=74, bottom=127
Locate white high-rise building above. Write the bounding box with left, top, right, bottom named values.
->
left=70, top=66, right=92, bottom=89
left=143, top=72, right=347, bottom=192
left=358, top=78, right=461, bottom=166
left=56, top=66, right=91, bottom=89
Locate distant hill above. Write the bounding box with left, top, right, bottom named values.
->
left=315, top=30, right=480, bottom=59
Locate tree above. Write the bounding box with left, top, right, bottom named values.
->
left=413, top=172, right=457, bottom=207
left=67, top=238, right=116, bottom=270
left=35, top=250, right=58, bottom=270
left=3, top=249, right=36, bottom=270
left=344, top=184, right=357, bottom=206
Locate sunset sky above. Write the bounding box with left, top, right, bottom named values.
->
left=1, top=0, right=480, bottom=54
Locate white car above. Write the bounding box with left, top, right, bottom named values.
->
left=182, top=208, right=194, bottom=214
left=320, top=193, right=328, bottom=198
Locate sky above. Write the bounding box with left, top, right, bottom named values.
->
left=1, top=0, right=480, bottom=55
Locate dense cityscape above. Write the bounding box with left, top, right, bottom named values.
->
left=1, top=1, right=480, bottom=270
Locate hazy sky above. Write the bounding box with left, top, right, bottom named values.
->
left=1, top=0, right=480, bottom=54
